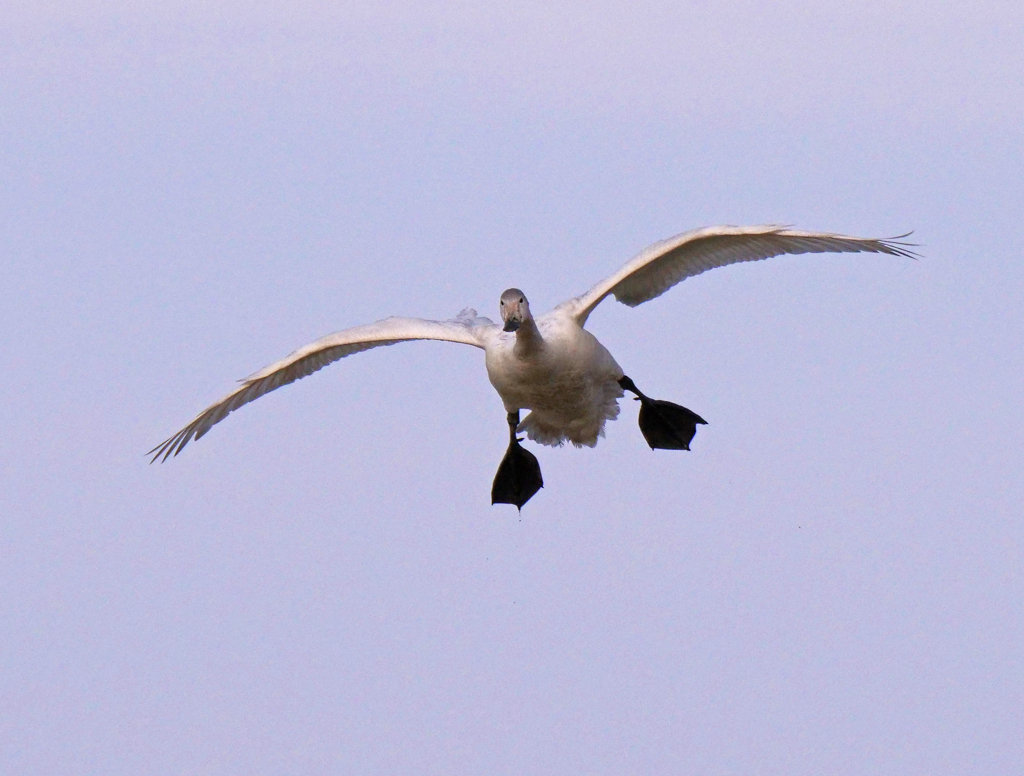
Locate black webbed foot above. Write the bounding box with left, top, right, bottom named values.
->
left=491, top=439, right=543, bottom=509
left=619, top=376, right=707, bottom=451
left=636, top=398, right=707, bottom=450
left=491, top=411, right=543, bottom=510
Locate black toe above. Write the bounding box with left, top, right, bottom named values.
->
left=491, top=441, right=543, bottom=509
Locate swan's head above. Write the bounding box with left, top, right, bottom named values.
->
left=499, top=288, right=531, bottom=332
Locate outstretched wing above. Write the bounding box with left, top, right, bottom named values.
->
left=564, top=225, right=917, bottom=325
left=149, top=310, right=496, bottom=462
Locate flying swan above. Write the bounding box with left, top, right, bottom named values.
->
left=150, top=224, right=915, bottom=508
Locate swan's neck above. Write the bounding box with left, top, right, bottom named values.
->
left=513, top=317, right=544, bottom=356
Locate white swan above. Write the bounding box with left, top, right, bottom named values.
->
left=150, top=224, right=915, bottom=508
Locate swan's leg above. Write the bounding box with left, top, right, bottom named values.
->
left=618, top=376, right=707, bottom=451
left=491, top=410, right=544, bottom=510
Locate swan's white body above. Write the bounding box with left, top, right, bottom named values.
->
left=150, top=225, right=914, bottom=461
left=485, top=312, right=624, bottom=447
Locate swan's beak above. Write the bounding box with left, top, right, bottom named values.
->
left=503, top=319, right=521, bottom=332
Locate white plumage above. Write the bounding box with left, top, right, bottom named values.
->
left=150, top=224, right=914, bottom=463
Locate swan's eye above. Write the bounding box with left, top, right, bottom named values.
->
left=500, top=300, right=504, bottom=306
left=519, top=297, right=524, bottom=303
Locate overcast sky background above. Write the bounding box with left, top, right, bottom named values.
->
left=2, top=2, right=1022, bottom=773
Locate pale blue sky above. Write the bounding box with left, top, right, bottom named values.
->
left=2, top=2, right=1022, bottom=774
